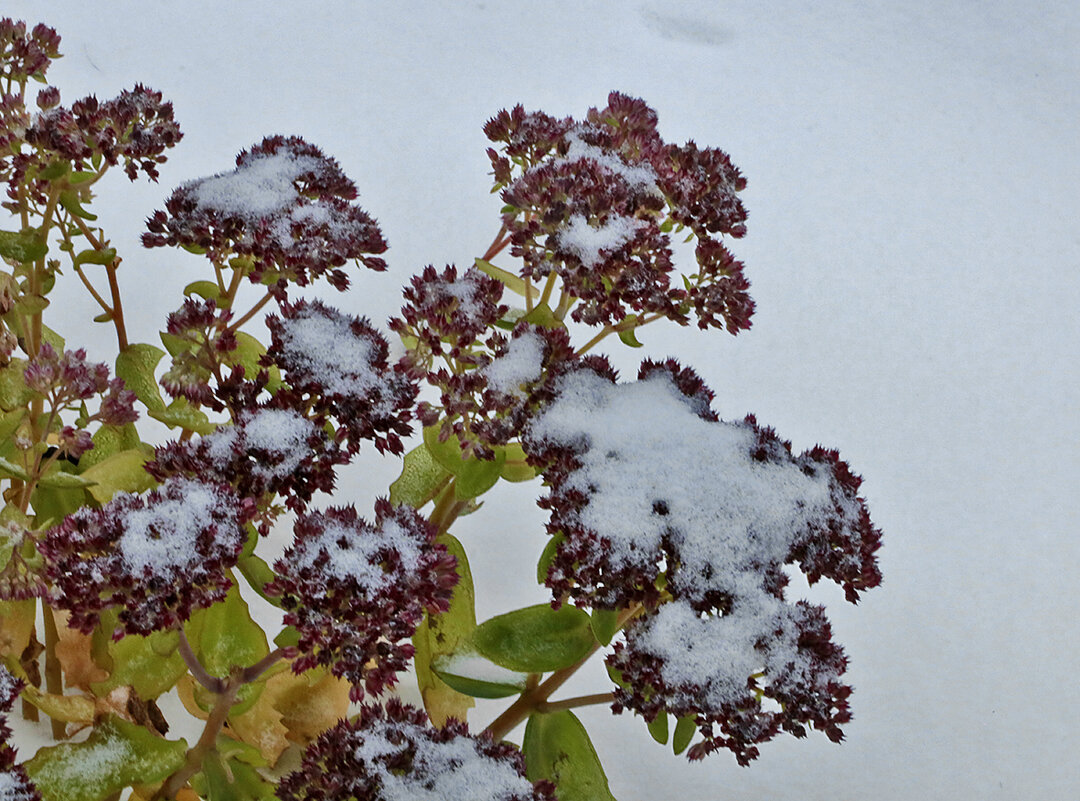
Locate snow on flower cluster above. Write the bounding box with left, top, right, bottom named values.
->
left=278, top=698, right=554, bottom=801
left=40, top=478, right=253, bottom=637
left=485, top=92, right=753, bottom=331
left=265, top=299, right=418, bottom=455
left=143, top=135, right=387, bottom=293
left=266, top=500, right=458, bottom=700
left=522, top=358, right=881, bottom=762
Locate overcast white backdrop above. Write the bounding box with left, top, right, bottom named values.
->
left=7, top=1, right=1079, bottom=799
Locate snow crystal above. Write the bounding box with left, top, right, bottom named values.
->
left=188, top=150, right=325, bottom=219
left=560, top=126, right=660, bottom=194
left=0, top=666, right=18, bottom=706
left=558, top=214, right=645, bottom=268
left=279, top=311, right=378, bottom=398
left=354, top=722, right=535, bottom=801
left=434, top=652, right=529, bottom=687
left=297, top=516, right=422, bottom=591
left=117, top=479, right=234, bottom=574
left=483, top=330, right=546, bottom=397
left=240, top=408, right=316, bottom=479
left=529, top=369, right=835, bottom=600
left=0, top=771, right=36, bottom=801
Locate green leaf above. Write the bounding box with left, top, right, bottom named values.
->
left=77, top=422, right=142, bottom=470
left=25, top=715, right=187, bottom=801
left=589, top=608, right=619, bottom=647
left=37, top=466, right=97, bottom=490
left=0, top=228, right=48, bottom=262
left=20, top=684, right=96, bottom=724
left=14, top=293, right=49, bottom=314
left=537, top=533, right=564, bottom=584
left=422, top=424, right=466, bottom=473
left=223, top=332, right=269, bottom=382
left=0, top=456, right=29, bottom=481
left=184, top=280, right=223, bottom=302
left=185, top=583, right=269, bottom=716
left=81, top=448, right=154, bottom=504
left=72, top=247, right=116, bottom=267
left=521, top=302, right=563, bottom=329
left=196, top=749, right=276, bottom=801
left=474, top=257, right=537, bottom=300
left=237, top=552, right=282, bottom=607
left=412, top=532, right=477, bottom=726
left=497, top=442, right=536, bottom=483
left=616, top=316, right=644, bottom=348
left=159, top=331, right=193, bottom=358
left=647, top=712, right=669, bottom=744
left=389, top=443, right=451, bottom=508
left=115, top=343, right=167, bottom=413
left=454, top=447, right=504, bottom=500
left=472, top=604, right=594, bottom=673
left=59, top=190, right=97, bottom=221
left=150, top=397, right=217, bottom=435
left=672, top=714, right=696, bottom=755
left=39, top=160, right=71, bottom=181
left=431, top=651, right=528, bottom=699
left=31, top=484, right=89, bottom=529
left=523, top=710, right=617, bottom=801
left=0, top=361, right=33, bottom=411
left=91, top=629, right=186, bottom=699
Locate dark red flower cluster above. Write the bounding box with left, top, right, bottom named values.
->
left=147, top=401, right=345, bottom=520
left=278, top=698, right=554, bottom=801
left=21, top=342, right=137, bottom=460
left=265, top=500, right=457, bottom=701
left=392, top=265, right=580, bottom=457
left=521, top=358, right=881, bottom=762
left=158, top=298, right=236, bottom=411
left=265, top=299, right=418, bottom=455
left=25, top=84, right=182, bottom=181
left=143, top=135, right=387, bottom=294
left=0, top=19, right=60, bottom=83
left=0, top=665, right=41, bottom=801
left=485, top=91, right=753, bottom=331
left=39, top=477, right=254, bottom=638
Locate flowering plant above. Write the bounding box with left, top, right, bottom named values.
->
left=0, top=18, right=882, bottom=801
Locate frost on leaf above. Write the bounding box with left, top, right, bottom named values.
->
left=523, top=358, right=881, bottom=762
left=266, top=500, right=457, bottom=701
left=278, top=699, right=554, bottom=801
left=40, top=477, right=252, bottom=637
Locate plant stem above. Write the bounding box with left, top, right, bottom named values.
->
left=154, top=678, right=241, bottom=800
left=176, top=629, right=225, bottom=694
left=481, top=604, right=642, bottom=741
left=536, top=691, right=616, bottom=713
left=41, top=606, right=65, bottom=739
left=225, top=289, right=274, bottom=333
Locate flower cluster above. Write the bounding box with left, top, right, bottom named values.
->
left=39, top=477, right=253, bottom=638
left=485, top=92, right=753, bottom=331
left=522, top=359, right=881, bottom=762
left=143, top=135, right=388, bottom=293
left=0, top=665, right=41, bottom=801
left=265, top=298, right=418, bottom=455
left=266, top=500, right=457, bottom=700
left=392, top=265, right=579, bottom=457
left=147, top=402, right=344, bottom=521
left=21, top=342, right=137, bottom=460
left=25, top=84, right=182, bottom=181
left=157, top=298, right=237, bottom=410
left=278, top=698, right=554, bottom=801
left=0, top=19, right=60, bottom=84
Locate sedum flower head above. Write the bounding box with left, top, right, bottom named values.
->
left=486, top=91, right=753, bottom=331
left=278, top=698, right=554, bottom=801
left=40, top=477, right=253, bottom=638
left=265, top=298, right=418, bottom=455
left=522, top=358, right=881, bottom=762
left=266, top=500, right=457, bottom=701
left=0, top=19, right=60, bottom=83
left=143, top=135, right=387, bottom=293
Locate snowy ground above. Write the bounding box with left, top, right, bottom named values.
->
left=5, top=1, right=1079, bottom=798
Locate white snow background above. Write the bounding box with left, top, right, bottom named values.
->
left=5, top=1, right=1079, bottom=798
